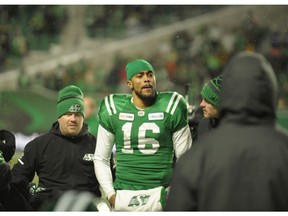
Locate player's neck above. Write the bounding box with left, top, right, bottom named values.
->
left=131, top=97, right=147, bottom=110
left=131, top=95, right=154, bottom=110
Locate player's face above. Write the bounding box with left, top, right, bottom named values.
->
left=200, top=98, right=219, bottom=119
left=58, top=112, right=84, bottom=136
left=128, top=70, right=156, bottom=100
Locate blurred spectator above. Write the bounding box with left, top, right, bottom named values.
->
left=18, top=68, right=30, bottom=88
left=84, top=95, right=99, bottom=137
left=0, top=25, right=10, bottom=71
left=105, top=54, right=127, bottom=92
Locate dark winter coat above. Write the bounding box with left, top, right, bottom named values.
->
left=193, top=117, right=220, bottom=143
left=0, top=163, right=12, bottom=210
left=0, top=130, right=33, bottom=211
left=165, top=51, right=288, bottom=211
left=11, top=121, right=101, bottom=210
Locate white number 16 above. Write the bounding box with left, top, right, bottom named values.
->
left=122, top=122, right=160, bottom=154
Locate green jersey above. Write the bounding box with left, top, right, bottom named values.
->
left=97, top=91, right=190, bottom=190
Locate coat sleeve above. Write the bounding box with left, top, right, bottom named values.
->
left=0, top=163, right=12, bottom=190
left=11, top=140, right=38, bottom=199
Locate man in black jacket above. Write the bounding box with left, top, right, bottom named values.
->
left=11, top=85, right=102, bottom=210
left=191, top=74, right=223, bottom=141
left=165, top=51, right=288, bottom=211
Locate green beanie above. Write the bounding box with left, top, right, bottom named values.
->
left=200, top=74, right=223, bottom=107
left=57, top=85, right=85, bottom=118
left=126, top=59, right=154, bottom=80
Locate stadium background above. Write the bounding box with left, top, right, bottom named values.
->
left=0, top=5, right=288, bottom=165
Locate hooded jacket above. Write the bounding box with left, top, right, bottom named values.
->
left=11, top=121, right=101, bottom=210
left=165, top=51, right=288, bottom=211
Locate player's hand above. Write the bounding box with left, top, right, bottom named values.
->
left=108, top=194, right=116, bottom=208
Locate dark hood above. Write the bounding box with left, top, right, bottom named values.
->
left=219, top=51, right=278, bottom=124
left=49, top=121, right=89, bottom=138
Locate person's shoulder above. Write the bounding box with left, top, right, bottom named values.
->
left=22, top=133, right=50, bottom=151
left=28, top=133, right=49, bottom=142
left=157, top=91, right=187, bottom=110
left=99, top=93, right=131, bottom=114
left=112, top=93, right=131, bottom=102
left=158, top=91, right=185, bottom=101
left=100, top=93, right=131, bottom=104
left=158, top=90, right=181, bottom=96
left=35, top=132, right=60, bottom=146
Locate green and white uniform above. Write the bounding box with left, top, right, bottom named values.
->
left=94, top=91, right=192, bottom=202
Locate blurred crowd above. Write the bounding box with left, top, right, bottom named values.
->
left=1, top=6, right=288, bottom=108
left=84, top=5, right=222, bottom=38
left=0, top=6, right=67, bottom=71
left=0, top=5, right=221, bottom=72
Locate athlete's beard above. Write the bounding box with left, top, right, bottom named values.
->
left=134, top=88, right=156, bottom=104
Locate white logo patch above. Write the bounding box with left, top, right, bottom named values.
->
left=119, top=113, right=134, bottom=121
left=68, top=104, right=82, bottom=112
left=148, top=112, right=164, bottom=120
left=138, top=111, right=145, bottom=117
left=83, top=153, right=94, bottom=161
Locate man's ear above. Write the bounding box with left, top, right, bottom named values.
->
left=127, top=80, right=133, bottom=89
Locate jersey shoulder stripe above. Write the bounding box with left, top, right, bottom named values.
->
left=165, top=91, right=185, bottom=115
left=103, top=94, right=130, bottom=115
left=104, top=94, right=116, bottom=115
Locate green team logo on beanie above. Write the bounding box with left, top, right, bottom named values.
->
left=126, top=59, right=154, bottom=80
left=69, top=104, right=82, bottom=112
left=57, top=85, right=85, bottom=118
left=200, top=75, right=223, bottom=107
